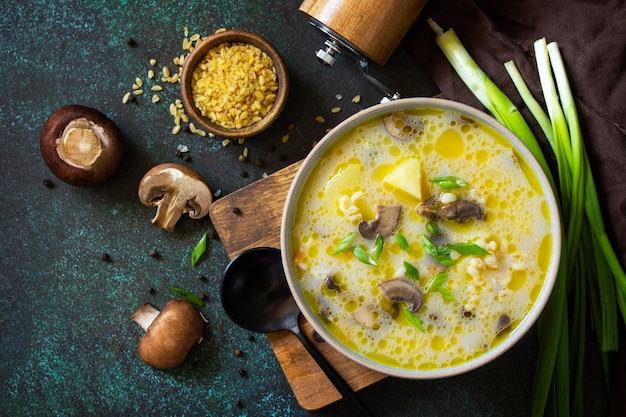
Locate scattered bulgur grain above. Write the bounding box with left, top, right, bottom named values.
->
left=122, top=92, right=132, bottom=104
left=315, top=115, right=325, bottom=123
left=149, top=58, right=157, bottom=66
left=148, top=69, right=155, bottom=79
left=151, top=94, right=160, bottom=103
left=331, top=107, right=341, bottom=113
left=151, top=85, right=162, bottom=91
left=133, top=89, right=144, bottom=95
left=352, top=94, right=361, bottom=103
left=281, top=134, right=289, bottom=143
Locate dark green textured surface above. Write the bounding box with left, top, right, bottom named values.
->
left=0, top=1, right=608, bottom=417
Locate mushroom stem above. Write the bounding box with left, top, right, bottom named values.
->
left=132, top=303, right=161, bottom=332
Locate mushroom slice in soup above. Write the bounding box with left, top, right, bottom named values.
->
left=416, top=196, right=439, bottom=221
left=358, top=204, right=401, bottom=240
left=439, top=199, right=484, bottom=223
left=377, top=278, right=424, bottom=313
left=383, top=111, right=424, bottom=141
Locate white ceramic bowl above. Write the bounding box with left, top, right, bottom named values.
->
left=281, top=97, right=561, bottom=379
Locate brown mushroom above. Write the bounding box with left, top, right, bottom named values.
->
left=131, top=299, right=204, bottom=369
left=138, top=163, right=212, bottom=231
left=358, top=204, right=401, bottom=240
left=439, top=200, right=484, bottom=223
left=377, top=278, right=423, bottom=313
left=416, top=196, right=439, bottom=221
left=383, top=111, right=424, bottom=141
left=40, top=105, right=123, bottom=186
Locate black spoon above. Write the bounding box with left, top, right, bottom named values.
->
left=220, top=247, right=375, bottom=417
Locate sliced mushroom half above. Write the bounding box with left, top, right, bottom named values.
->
left=138, top=163, right=213, bottom=231
left=383, top=111, right=424, bottom=141
left=358, top=204, right=401, bottom=240
left=439, top=200, right=484, bottom=223
left=377, top=278, right=423, bottom=313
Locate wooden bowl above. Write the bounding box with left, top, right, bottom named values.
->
left=181, top=30, right=289, bottom=139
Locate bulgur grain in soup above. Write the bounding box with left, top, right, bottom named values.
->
left=289, top=108, right=554, bottom=370
left=191, top=41, right=278, bottom=129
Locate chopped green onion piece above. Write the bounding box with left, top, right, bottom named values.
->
left=373, top=234, right=384, bottom=260
left=429, top=175, right=468, bottom=189
left=437, top=287, right=456, bottom=302
left=333, top=232, right=357, bottom=255
left=427, top=222, right=439, bottom=236
left=447, top=242, right=490, bottom=256
left=170, top=287, right=205, bottom=307
left=404, top=261, right=420, bottom=281
left=420, top=234, right=437, bottom=256
left=425, top=272, right=449, bottom=294
left=402, top=308, right=425, bottom=332
left=395, top=233, right=410, bottom=251
left=350, top=245, right=377, bottom=266
left=191, top=232, right=207, bottom=267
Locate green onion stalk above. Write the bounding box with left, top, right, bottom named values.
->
left=428, top=19, right=626, bottom=417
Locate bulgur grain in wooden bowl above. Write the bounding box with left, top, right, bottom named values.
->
left=181, top=29, right=289, bottom=139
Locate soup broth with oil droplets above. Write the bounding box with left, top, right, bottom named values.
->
left=288, top=108, right=554, bottom=371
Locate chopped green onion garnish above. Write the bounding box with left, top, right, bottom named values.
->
left=332, top=232, right=357, bottom=255
left=447, top=242, right=490, bottom=256
left=429, top=175, right=468, bottom=189
left=395, top=233, right=410, bottom=251
left=402, top=307, right=425, bottom=332
left=191, top=232, right=207, bottom=267
left=427, top=222, right=439, bottom=236
left=373, top=234, right=384, bottom=260
left=350, top=245, right=377, bottom=266
left=404, top=261, right=420, bottom=281
left=170, top=287, right=205, bottom=307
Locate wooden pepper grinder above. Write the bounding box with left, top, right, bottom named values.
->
left=299, top=0, right=428, bottom=66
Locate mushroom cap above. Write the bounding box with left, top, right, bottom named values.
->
left=135, top=299, right=204, bottom=369
left=40, top=104, right=123, bottom=186
left=138, top=163, right=213, bottom=231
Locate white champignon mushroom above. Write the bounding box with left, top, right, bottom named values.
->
left=131, top=299, right=205, bottom=369
left=138, top=163, right=213, bottom=231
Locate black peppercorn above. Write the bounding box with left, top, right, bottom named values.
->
left=236, top=368, right=247, bottom=377
left=240, top=170, right=248, bottom=178
left=234, top=349, right=243, bottom=357
left=232, top=207, right=241, bottom=215
left=148, top=287, right=156, bottom=294
left=200, top=293, right=208, bottom=301
left=43, top=179, right=54, bottom=188
left=101, top=252, right=111, bottom=262
left=125, top=37, right=137, bottom=47
left=235, top=400, right=243, bottom=408
left=199, top=274, right=207, bottom=282
left=256, top=158, right=264, bottom=167
left=148, top=249, right=159, bottom=258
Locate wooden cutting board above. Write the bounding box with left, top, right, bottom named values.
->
left=209, top=161, right=386, bottom=411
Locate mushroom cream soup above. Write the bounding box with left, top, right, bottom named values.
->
left=288, top=108, right=554, bottom=370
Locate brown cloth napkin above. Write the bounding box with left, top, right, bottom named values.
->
left=405, top=1, right=626, bottom=415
